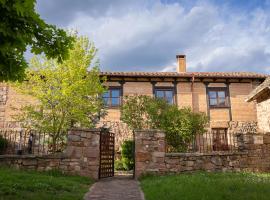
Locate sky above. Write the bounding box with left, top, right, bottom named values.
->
left=36, top=0, right=270, bottom=73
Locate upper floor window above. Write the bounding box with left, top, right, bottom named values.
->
left=155, top=88, right=174, bottom=104
left=208, top=88, right=228, bottom=108
left=102, top=87, right=121, bottom=107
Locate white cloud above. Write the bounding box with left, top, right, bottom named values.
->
left=39, top=0, right=270, bottom=73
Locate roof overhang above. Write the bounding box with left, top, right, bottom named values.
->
left=247, top=86, right=270, bottom=102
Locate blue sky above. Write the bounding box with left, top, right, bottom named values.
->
left=36, top=0, right=270, bottom=73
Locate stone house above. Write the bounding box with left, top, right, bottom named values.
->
left=0, top=55, right=268, bottom=150
left=101, top=55, right=267, bottom=127
left=100, top=55, right=268, bottom=150
left=247, top=77, right=270, bottom=133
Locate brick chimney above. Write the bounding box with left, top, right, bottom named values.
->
left=176, top=55, right=186, bottom=73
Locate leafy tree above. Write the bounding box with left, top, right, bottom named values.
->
left=0, top=0, right=74, bottom=81
left=12, top=35, right=106, bottom=152
left=121, top=95, right=209, bottom=152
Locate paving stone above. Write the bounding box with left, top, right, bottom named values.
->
left=84, top=177, right=144, bottom=200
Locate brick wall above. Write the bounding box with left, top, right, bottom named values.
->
left=134, top=130, right=270, bottom=178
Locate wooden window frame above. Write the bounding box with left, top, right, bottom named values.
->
left=102, top=86, right=122, bottom=108
left=154, top=87, right=175, bottom=104
left=208, top=87, right=229, bottom=108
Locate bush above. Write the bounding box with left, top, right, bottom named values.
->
left=114, top=159, right=125, bottom=171
left=121, top=140, right=134, bottom=170
left=115, top=140, right=135, bottom=171
left=0, top=135, right=8, bottom=154
left=121, top=95, right=208, bottom=152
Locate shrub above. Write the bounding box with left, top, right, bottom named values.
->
left=121, top=95, right=208, bottom=152
left=114, top=159, right=125, bottom=171
left=121, top=140, right=134, bottom=170
left=0, top=135, right=8, bottom=154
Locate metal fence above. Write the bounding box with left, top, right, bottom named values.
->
left=166, top=129, right=239, bottom=153
left=0, top=129, right=66, bottom=155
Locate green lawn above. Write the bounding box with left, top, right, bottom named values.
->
left=140, top=172, right=270, bottom=200
left=0, top=167, right=93, bottom=200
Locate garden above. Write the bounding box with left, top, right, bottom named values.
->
left=140, top=172, right=270, bottom=200
left=0, top=167, right=93, bottom=200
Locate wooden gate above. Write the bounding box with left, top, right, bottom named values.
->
left=99, top=130, right=115, bottom=178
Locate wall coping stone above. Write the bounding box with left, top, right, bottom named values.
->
left=134, top=129, right=163, bottom=132
left=69, top=128, right=101, bottom=133
left=0, top=154, right=67, bottom=159
left=165, top=152, right=248, bottom=157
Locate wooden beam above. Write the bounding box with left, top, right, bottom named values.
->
left=226, top=82, right=233, bottom=121
left=204, top=82, right=210, bottom=120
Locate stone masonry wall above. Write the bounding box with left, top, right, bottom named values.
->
left=257, top=94, right=270, bottom=132
left=0, top=84, right=8, bottom=128
left=134, top=130, right=270, bottom=178
left=62, top=128, right=100, bottom=179
left=0, top=128, right=100, bottom=180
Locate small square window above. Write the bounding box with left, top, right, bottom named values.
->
left=102, top=88, right=122, bottom=107
left=208, top=88, right=228, bottom=108
left=154, top=88, right=174, bottom=104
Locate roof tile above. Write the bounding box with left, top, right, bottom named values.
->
left=100, top=71, right=268, bottom=79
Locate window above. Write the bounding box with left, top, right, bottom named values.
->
left=212, top=128, right=229, bottom=151
left=208, top=88, right=228, bottom=107
left=102, top=87, right=121, bottom=107
left=155, top=88, right=174, bottom=104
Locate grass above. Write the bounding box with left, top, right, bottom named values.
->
left=0, top=167, right=93, bottom=200
left=140, top=172, right=270, bottom=200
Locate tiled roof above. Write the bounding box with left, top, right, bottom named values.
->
left=100, top=71, right=268, bottom=79
left=247, top=77, right=270, bottom=102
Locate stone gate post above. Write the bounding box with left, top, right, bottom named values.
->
left=134, top=130, right=166, bottom=178
left=62, top=128, right=100, bottom=180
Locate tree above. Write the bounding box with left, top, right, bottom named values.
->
left=121, top=95, right=209, bottom=152
left=13, top=35, right=106, bottom=152
left=0, top=0, right=74, bottom=81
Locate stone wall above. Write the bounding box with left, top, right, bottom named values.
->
left=134, top=130, right=270, bottom=178
left=0, top=128, right=100, bottom=180
left=0, top=154, right=63, bottom=171
left=256, top=92, right=270, bottom=132
left=0, top=84, right=8, bottom=128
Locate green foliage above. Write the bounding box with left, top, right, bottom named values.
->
left=0, top=167, right=93, bottom=200
left=121, top=95, right=208, bottom=151
left=0, top=0, right=74, bottom=81
left=114, top=159, right=125, bottom=171
left=12, top=35, right=106, bottom=152
left=115, top=140, right=135, bottom=171
left=0, top=135, right=8, bottom=154
left=121, top=140, right=134, bottom=170
left=140, top=172, right=270, bottom=200
left=120, top=95, right=167, bottom=129
left=161, top=106, right=209, bottom=152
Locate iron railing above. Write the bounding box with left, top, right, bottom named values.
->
left=0, top=129, right=66, bottom=155
left=166, top=129, right=238, bottom=153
